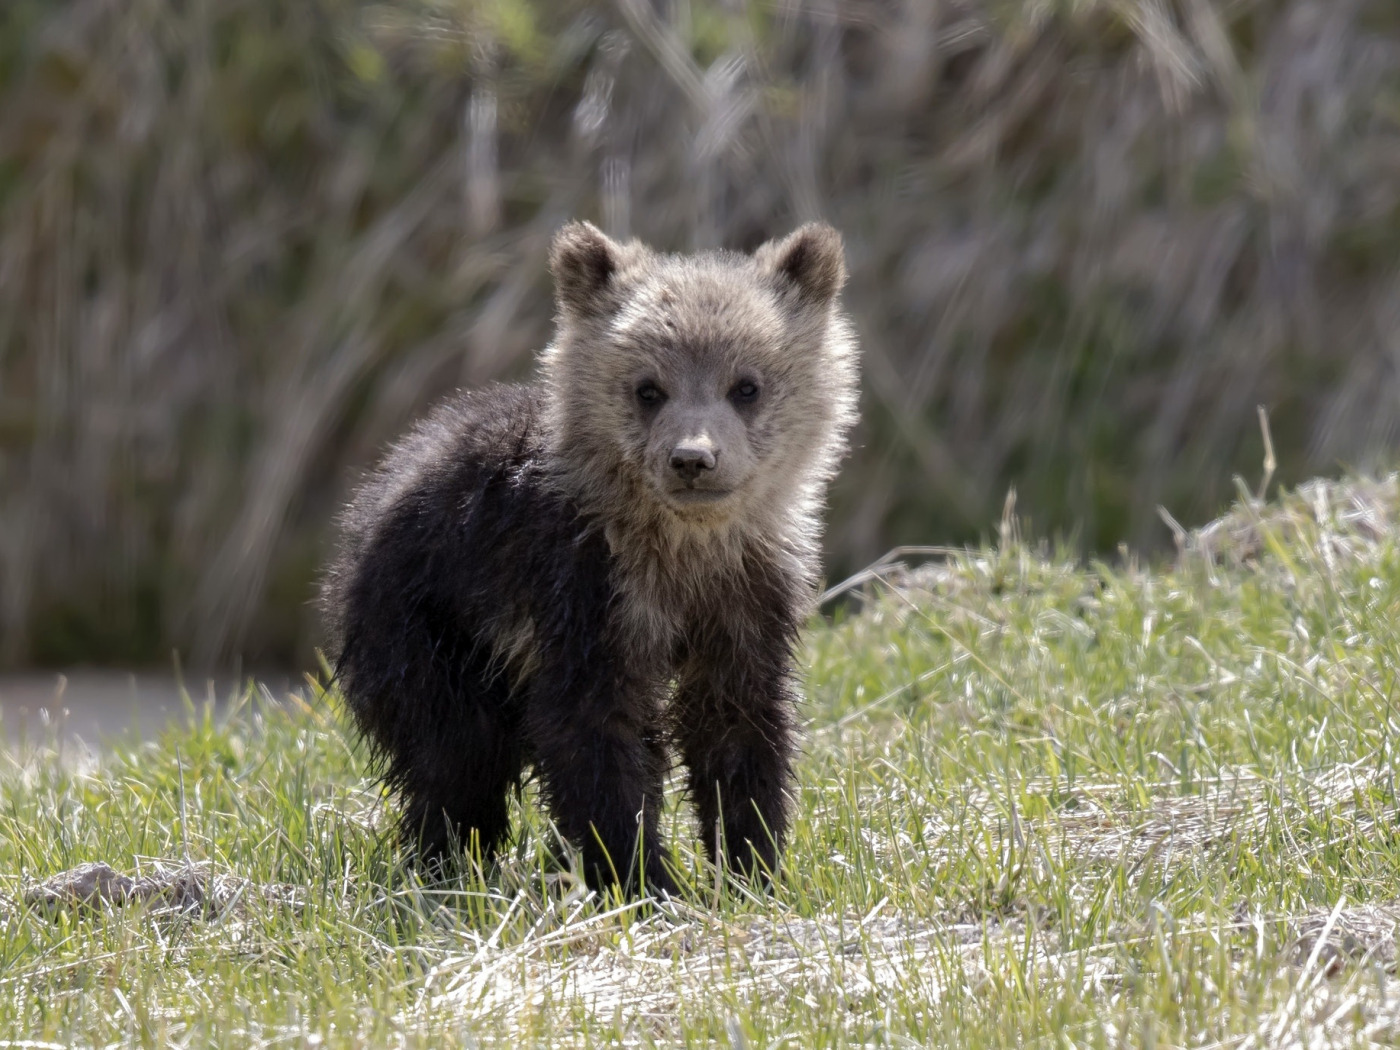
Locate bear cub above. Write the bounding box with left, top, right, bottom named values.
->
left=322, top=221, right=860, bottom=897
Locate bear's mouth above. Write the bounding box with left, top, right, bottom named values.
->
left=667, top=487, right=732, bottom=505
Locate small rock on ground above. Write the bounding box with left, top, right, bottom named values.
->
left=23, top=860, right=305, bottom=918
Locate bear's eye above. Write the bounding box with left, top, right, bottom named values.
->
left=730, top=380, right=760, bottom=405
left=636, top=381, right=666, bottom=406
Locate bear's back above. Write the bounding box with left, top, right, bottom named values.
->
left=322, top=383, right=567, bottom=656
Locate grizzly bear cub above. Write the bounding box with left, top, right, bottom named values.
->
left=321, top=221, right=860, bottom=897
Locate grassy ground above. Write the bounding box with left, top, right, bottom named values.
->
left=4, top=476, right=1400, bottom=1047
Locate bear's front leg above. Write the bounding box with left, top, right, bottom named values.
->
left=674, top=634, right=797, bottom=886
left=525, top=666, right=677, bottom=899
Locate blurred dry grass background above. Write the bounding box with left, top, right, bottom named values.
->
left=1, top=0, right=1398, bottom=669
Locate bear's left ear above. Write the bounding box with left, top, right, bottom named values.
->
left=551, top=221, right=627, bottom=319
left=754, top=223, right=846, bottom=306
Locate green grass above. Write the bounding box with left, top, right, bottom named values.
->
left=5, top=475, right=1400, bottom=1047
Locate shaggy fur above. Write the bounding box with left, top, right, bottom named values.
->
left=322, top=222, right=860, bottom=896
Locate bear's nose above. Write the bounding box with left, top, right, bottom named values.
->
left=670, top=444, right=717, bottom=480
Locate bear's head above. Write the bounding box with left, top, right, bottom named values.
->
left=540, top=222, right=859, bottom=538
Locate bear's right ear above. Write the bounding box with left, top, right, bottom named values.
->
left=550, top=221, right=624, bottom=319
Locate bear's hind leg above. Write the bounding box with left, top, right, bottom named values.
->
left=365, top=636, right=526, bottom=870
left=394, top=706, right=525, bottom=870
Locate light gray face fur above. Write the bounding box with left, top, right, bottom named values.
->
left=540, top=222, right=860, bottom=550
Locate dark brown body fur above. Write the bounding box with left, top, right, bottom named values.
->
left=322, top=223, right=859, bottom=896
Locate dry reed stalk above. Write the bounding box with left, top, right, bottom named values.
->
left=1, top=0, right=1397, bottom=665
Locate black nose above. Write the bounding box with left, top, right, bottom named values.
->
left=670, top=444, right=717, bottom=480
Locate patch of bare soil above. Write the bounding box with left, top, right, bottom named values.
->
left=1290, top=902, right=1400, bottom=975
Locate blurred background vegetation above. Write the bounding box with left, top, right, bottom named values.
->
left=1, top=0, right=1398, bottom=670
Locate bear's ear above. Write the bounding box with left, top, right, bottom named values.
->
left=754, top=223, right=846, bottom=306
left=550, top=221, right=625, bottom=318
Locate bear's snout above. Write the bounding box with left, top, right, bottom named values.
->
left=670, top=442, right=718, bottom=480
